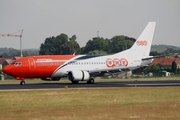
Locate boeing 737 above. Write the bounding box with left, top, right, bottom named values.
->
left=2, top=22, right=156, bottom=85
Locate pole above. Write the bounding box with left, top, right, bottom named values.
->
left=20, top=29, right=23, bottom=57
left=20, top=36, right=22, bottom=57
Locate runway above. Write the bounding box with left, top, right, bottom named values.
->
left=0, top=80, right=180, bottom=90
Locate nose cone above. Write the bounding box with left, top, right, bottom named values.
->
left=2, top=65, right=15, bottom=76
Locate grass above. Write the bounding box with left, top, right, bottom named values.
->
left=0, top=87, right=180, bottom=120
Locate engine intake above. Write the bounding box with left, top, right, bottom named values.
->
left=68, top=71, right=90, bottom=81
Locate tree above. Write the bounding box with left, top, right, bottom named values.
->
left=61, top=40, right=80, bottom=54
left=109, top=35, right=134, bottom=53
left=81, top=35, right=135, bottom=54
left=162, top=50, right=170, bottom=55
left=172, top=61, right=178, bottom=74
left=88, top=50, right=107, bottom=55
left=39, top=33, right=80, bottom=55
left=143, top=64, right=161, bottom=74
left=150, top=51, right=160, bottom=56
left=82, top=37, right=110, bottom=54
left=69, top=35, right=77, bottom=41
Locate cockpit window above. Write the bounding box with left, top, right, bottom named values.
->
left=13, top=62, right=22, bottom=66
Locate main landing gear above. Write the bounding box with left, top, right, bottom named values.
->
left=71, top=78, right=94, bottom=84
left=87, top=78, right=94, bottom=84
left=20, top=81, right=25, bottom=85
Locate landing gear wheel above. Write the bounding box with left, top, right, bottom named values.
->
left=71, top=81, right=79, bottom=84
left=20, top=81, right=25, bottom=85
left=87, top=78, right=94, bottom=84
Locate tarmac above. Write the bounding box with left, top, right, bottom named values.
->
left=0, top=80, right=180, bottom=91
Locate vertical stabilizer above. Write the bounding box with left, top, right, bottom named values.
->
left=130, top=22, right=156, bottom=58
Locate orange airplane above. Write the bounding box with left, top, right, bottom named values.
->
left=2, top=22, right=156, bottom=85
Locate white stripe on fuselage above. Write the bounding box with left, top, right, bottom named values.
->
left=51, top=55, right=145, bottom=78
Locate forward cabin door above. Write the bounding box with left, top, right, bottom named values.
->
left=28, top=58, right=36, bottom=70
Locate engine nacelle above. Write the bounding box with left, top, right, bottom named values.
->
left=68, top=71, right=90, bottom=81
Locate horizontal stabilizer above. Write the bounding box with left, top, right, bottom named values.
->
left=142, top=55, right=164, bottom=60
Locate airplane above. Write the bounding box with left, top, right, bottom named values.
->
left=2, top=22, right=156, bottom=85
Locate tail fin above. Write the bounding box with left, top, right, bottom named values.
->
left=130, top=22, right=156, bottom=58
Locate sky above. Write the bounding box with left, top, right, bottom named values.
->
left=0, top=0, right=179, bottom=50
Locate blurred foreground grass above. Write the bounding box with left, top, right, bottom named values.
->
left=0, top=87, right=180, bottom=120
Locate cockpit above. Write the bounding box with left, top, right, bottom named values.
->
left=11, top=61, right=22, bottom=66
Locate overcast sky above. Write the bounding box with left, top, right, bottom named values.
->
left=0, top=0, right=179, bottom=49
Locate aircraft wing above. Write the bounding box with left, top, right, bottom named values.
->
left=88, top=67, right=134, bottom=77
left=142, top=56, right=154, bottom=60
left=142, top=55, right=165, bottom=61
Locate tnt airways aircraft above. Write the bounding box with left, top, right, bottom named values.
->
left=3, top=22, right=156, bottom=85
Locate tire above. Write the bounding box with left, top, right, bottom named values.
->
left=20, top=81, right=25, bottom=85
left=87, top=78, right=94, bottom=84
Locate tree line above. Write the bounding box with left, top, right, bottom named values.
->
left=1, top=33, right=180, bottom=57
left=39, top=33, right=136, bottom=55
left=0, top=48, right=39, bottom=57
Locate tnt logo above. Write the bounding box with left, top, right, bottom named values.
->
left=136, top=40, right=147, bottom=46
left=106, top=58, right=128, bottom=68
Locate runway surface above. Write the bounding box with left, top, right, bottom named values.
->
left=0, top=80, right=180, bottom=90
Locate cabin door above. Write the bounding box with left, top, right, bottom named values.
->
left=28, top=58, right=36, bottom=70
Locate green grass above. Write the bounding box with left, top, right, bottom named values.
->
left=0, top=87, right=180, bottom=120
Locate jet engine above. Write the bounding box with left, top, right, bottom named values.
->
left=68, top=70, right=90, bottom=81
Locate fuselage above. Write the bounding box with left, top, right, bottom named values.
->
left=2, top=54, right=153, bottom=80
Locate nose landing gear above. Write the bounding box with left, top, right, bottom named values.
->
left=20, top=81, right=25, bottom=85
